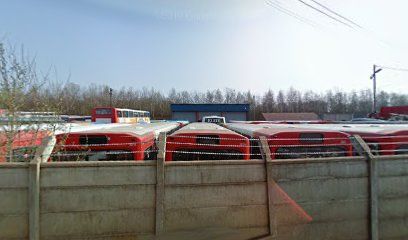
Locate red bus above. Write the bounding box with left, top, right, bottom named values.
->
left=227, top=123, right=353, bottom=159
left=377, top=105, right=408, bottom=120
left=91, top=107, right=150, bottom=124
left=389, top=130, right=408, bottom=155
left=287, top=124, right=408, bottom=156
left=166, top=122, right=250, bottom=161
left=367, top=129, right=408, bottom=155
left=230, top=120, right=331, bottom=124
left=0, top=130, right=50, bottom=162
left=53, top=122, right=178, bottom=161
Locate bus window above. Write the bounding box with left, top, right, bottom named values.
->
left=117, top=111, right=122, bottom=117
left=147, top=112, right=150, bottom=118
left=129, top=111, right=134, bottom=117
left=135, top=112, right=140, bottom=117
left=124, top=111, right=129, bottom=118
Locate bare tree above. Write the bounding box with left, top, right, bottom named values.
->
left=0, top=42, right=67, bottom=162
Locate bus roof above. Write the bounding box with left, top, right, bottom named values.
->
left=62, top=122, right=179, bottom=138
left=171, top=122, right=239, bottom=135
left=226, top=123, right=350, bottom=138
left=93, top=107, right=149, bottom=113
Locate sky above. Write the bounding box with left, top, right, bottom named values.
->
left=1, top=0, right=408, bottom=94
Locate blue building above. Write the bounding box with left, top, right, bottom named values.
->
left=171, top=104, right=250, bottom=122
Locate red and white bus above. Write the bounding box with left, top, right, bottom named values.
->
left=52, top=122, right=179, bottom=161
left=91, top=107, right=150, bottom=124
left=227, top=123, right=353, bottom=159
left=291, top=124, right=408, bottom=156
left=166, top=122, right=250, bottom=161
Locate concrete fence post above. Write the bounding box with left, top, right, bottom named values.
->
left=351, top=135, right=379, bottom=240
left=260, top=136, right=277, bottom=238
left=28, top=135, right=56, bottom=240
left=155, top=132, right=166, bottom=235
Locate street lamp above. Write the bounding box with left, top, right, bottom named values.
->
left=109, top=88, right=113, bottom=107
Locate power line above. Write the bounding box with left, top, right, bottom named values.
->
left=265, top=0, right=397, bottom=64
left=265, top=0, right=320, bottom=29
left=293, top=0, right=390, bottom=48
left=265, top=0, right=318, bottom=28
left=309, top=0, right=363, bottom=28
left=377, top=66, right=408, bottom=72
left=305, top=1, right=394, bottom=49
left=295, top=0, right=355, bottom=29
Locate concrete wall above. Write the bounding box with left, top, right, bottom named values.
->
left=1, top=156, right=408, bottom=239
left=269, top=157, right=369, bottom=240
left=40, top=161, right=157, bottom=240
left=0, top=163, right=29, bottom=239
left=163, top=161, right=269, bottom=239
left=377, top=156, right=408, bottom=240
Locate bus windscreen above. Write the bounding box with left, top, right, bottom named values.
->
left=95, top=109, right=112, bottom=115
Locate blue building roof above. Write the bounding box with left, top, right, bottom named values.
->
left=171, top=104, right=250, bottom=112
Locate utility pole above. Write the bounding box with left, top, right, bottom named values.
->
left=370, top=65, right=382, bottom=114
left=109, top=88, right=113, bottom=107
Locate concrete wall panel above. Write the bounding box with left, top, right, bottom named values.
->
left=270, top=159, right=366, bottom=180
left=379, top=197, right=408, bottom=219
left=378, top=158, right=408, bottom=177
left=165, top=161, right=265, bottom=185
left=156, top=227, right=268, bottom=240
left=275, top=219, right=369, bottom=240
left=379, top=217, right=408, bottom=240
left=274, top=199, right=367, bottom=226
left=165, top=183, right=267, bottom=209
left=165, top=205, right=268, bottom=231
left=0, top=165, right=28, bottom=188
left=0, top=188, right=27, bottom=214
left=378, top=176, right=408, bottom=197
left=41, top=185, right=155, bottom=213
left=378, top=157, right=408, bottom=240
left=275, top=177, right=368, bottom=203
left=0, top=165, right=29, bottom=240
left=40, top=209, right=154, bottom=238
left=41, top=164, right=156, bottom=187
left=0, top=214, right=28, bottom=239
